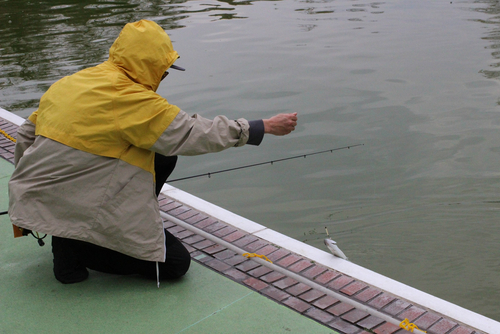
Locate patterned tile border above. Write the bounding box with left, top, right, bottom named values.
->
left=0, top=117, right=485, bottom=334
left=0, top=118, right=17, bottom=164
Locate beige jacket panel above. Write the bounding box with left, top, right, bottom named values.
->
left=150, top=110, right=250, bottom=156
left=9, top=129, right=165, bottom=261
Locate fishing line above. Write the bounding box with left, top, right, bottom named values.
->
left=167, top=144, right=364, bottom=183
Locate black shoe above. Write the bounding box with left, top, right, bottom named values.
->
left=52, top=236, right=89, bottom=284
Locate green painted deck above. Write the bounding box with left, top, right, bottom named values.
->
left=0, top=158, right=337, bottom=334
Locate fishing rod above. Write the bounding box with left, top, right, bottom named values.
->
left=167, top=143, right=364, bottom=183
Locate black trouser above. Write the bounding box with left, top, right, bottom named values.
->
left=52, top=154, right=190, bottom=284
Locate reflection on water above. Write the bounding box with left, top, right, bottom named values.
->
left=473, top=0, right=500, bottom=79
left=0, top=0, right=188, bottom=111
left=1, top=0, right=500, bottom=321
left=1, top=0, right=295, bottom=111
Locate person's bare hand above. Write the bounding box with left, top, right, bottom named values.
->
left=263, top=112, right=298, bottom=136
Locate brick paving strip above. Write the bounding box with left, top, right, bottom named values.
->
left=0, top=117, right=484, bottom=334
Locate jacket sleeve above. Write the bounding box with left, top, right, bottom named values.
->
left=247, top=119, right=265, bottom=146
left=14, top=114, right=37, bottom=167
left=150, top=110, right=264, bottom=156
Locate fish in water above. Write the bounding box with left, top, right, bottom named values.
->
left=324, top=227, right=348, bottom=260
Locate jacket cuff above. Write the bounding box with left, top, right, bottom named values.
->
left=247, top=120, right=265, bottom=146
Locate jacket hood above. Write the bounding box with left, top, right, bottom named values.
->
left=109, top=20, right=179, bottom=92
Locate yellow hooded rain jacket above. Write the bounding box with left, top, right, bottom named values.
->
left=8, top=20, right=252, bottom=262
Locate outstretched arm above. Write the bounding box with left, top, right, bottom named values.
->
left=150, top=110, right=298, bottom=157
